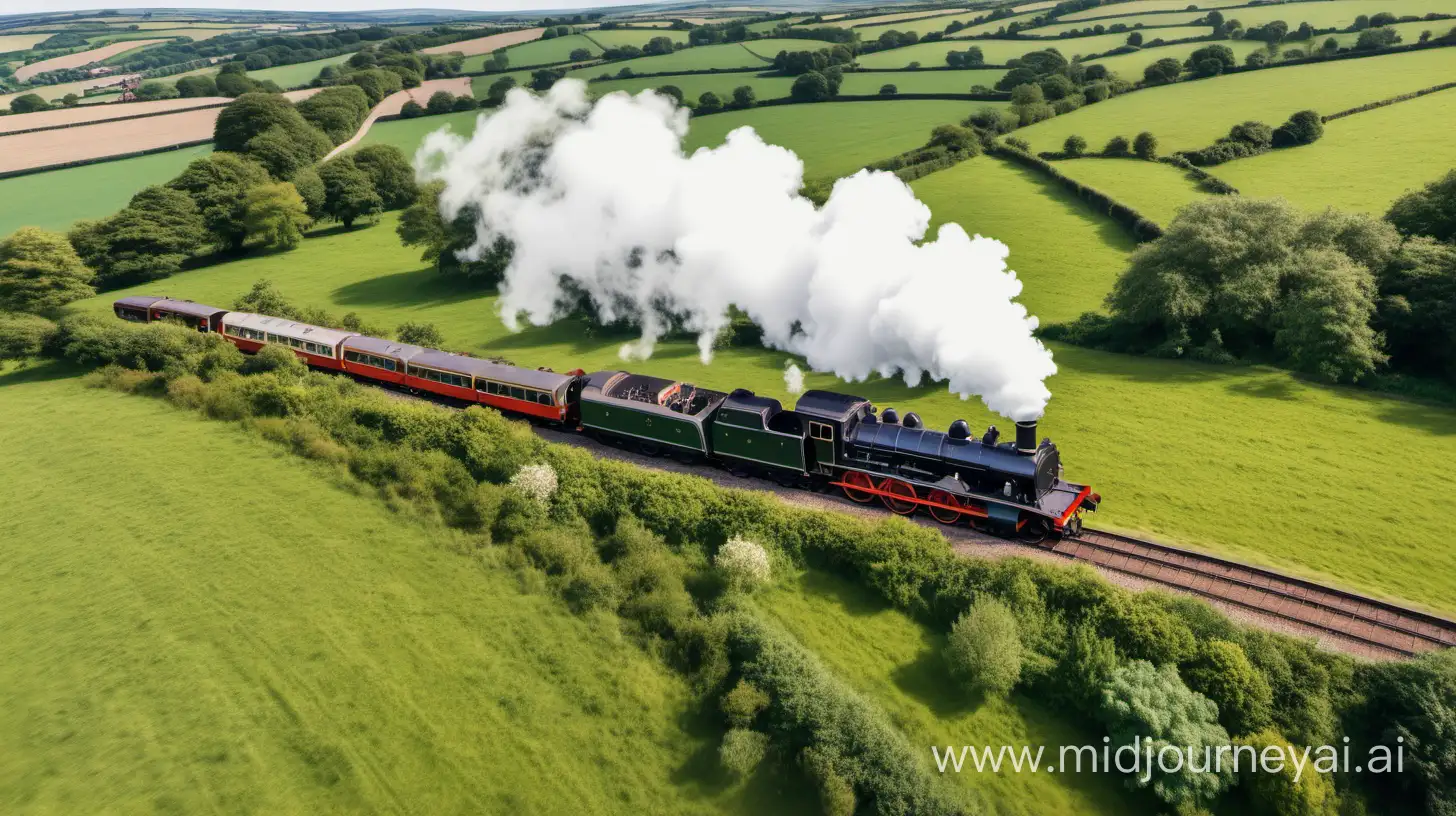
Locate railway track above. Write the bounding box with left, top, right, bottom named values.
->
left=1056, top=529, right=1456, bottom=658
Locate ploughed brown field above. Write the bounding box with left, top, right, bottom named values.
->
left=15, top=39, right=170, bottom=81
left=421, top=27, right=542, bottom=56
left=0, top=89, right=320, bottom=174
left=0, top=97, right=231, bottom=135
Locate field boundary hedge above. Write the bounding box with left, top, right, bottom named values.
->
left=1323, top=79, right=1456, bottom=121
left=988, top=143, right=1164, bottom=241
left=0, top=138, right=211, bottom=181
left=1158, top=155, right=1240, bottom=194
left=584, top=66, right=770, bottom=82
left=1154, top=35, right=1456, bottom=89
left=848, top=8, right=989, bottom=29
left=0, top=101, right=229, bottom=137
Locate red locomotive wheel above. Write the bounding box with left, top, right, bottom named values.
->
left=926, top=490, right=963, bottom=525
left=841, top=471, right=876, bottom=503
left=881, top=479, right=918, bottom=515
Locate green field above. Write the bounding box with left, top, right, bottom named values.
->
left=1026, top=12, right=1207, bottom=35
left=248, top=51, right=355, bottom=89
left=683, top=100, right=981, bottom=179
left=831, top=7, right=975, bottom=28
left=745, top=16, right=806, bottom=33
left=0, top=366, right=802, bottom=815
left=1086, top=36, right=1276, bottom=77
left=1216, top=86, right=1456, bottom=214
left=1015, top=46, right=1456, bottom=153
left=838, top=68, right=1007, bottom=94
left=585, top=72, right=795, bottom=102
left=461, top=34, right=602, bottom=72
left=0, top=145, right=211, bottom=237
left=1228, top=0, right=1456, bottom=28
left=952, top=10, right=1053, bottom=37
left=760, top=570, right=1141, bottom=815
left=856, top=29, right=1211, bottom=67
left=584, top=28, right=691, bottom=47
left=857, top=9, right=1010, bottom=38
left=568, top=41, right=778, bottom=79
left=1060, top=0, right=1256, bottom=21
left=357, top=108, right=482, bottom=153
left=1050, top=157, right=1210, bottom=225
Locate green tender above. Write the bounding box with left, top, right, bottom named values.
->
left=710, top=421, right=806, bottom=472
left=580, top=398, right=708, bottom=453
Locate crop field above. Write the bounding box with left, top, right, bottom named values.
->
left=76, top=197, right=1456, bottom=612
left=247, top=52, right=355, bottom=89
left=0, top=144, right=209, bottom=237
left=836, top=68, right=1008, bottom=94
left=461, top=35, right=601, bottom=71
left=1050, top=157, right=1209, bottom=225
left=857, top=9, right=1012, bottom=38
left=566, top=42, right=771, bottom=79
left=0, top=366, right=803, bottom=815
left=0, top=107, right=222, bottom=174
left=745, top=16, right=805, bottom=32
left=1216, top=86, right=1456, bottom=214
left=950, top=10, right=1051, bottom=37
left=82, top=26, right=247, bottom=43
left=1025, top=12, right=1207, bottom=36
left=0, top=33, right=50, bottom=52
left=585, top=72, right=795, bottom=101
left=760, top=570, right=1139, bottom=815
left=1229, top=0, right=1456, bottom=29
left=0, top=97, right=227, bottom=135
left=1059, top=0, right=1257, bottom=21
left=683, top=100, right=984, bottom=179
left=420, top=26, right=542, bottom=55
left=0, top=74, right=141, bottom=107
left=585, top=28, right=691, bottom=47
left=14, top=39, right=169, bottom=81
left=1014, top=46, right=1456, bottom=153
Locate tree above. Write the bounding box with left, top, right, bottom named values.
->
left=70, top=186, right=207, bottom=288
left=1182, top=640, right=1274, bottom=736
left=296, top=85, right=372, bottom=145
left=175, top=74, right=218, bottom=98
left=9, top=93, right=49, bottom=114
left=1127, top=31, right=1143, bottom=46
left=486, top=75, right=517, bottom=105
left=944, top=597, right=1022, bottom=696
left=1103, top=135, right=1131, bottom=155
left=1185, top=43, right=1235, bottom=76
left=397, top=320, right=444, bottom=346
left=0, top=311, right=59, bottom=366
left=643, top=36, right=674, bottom=56
left=1386, top=169, right=1456, bottom=241
left=166, top=152, right=272, bottom=252
left=696, top=91, right=723, bottom=114
left=1039, top=73, right=1075, bottom=101
left=1098, top=661, right=1235, bottom=809
left=731, top=85, right=755, bottom=108
left=351, top=144, right=417, bottom=209
left=1347, top=650, right=1456, bottom=815
left=1063, top=134, right=1088, bottom=156
left=488, top=50, right=509, bottom=71
left=243, top=182, right=310, bottom=250
left=426, top=90, right=455, bottom=115
left=60, top=93, right=80, bottom=108
left=929, top=124, right=978, bottom=153
left=317, top=158, right=382, bottom=229
left=1143, top=57, right=1183, bottom=84
left=0, top=228, right=95, bottom=315
left=290, top=166, right=325, bottom=220
left=396, top=180, right=510, bottom=284
left=1133, top=131, right=1158, bottom=159
left=569, top=47, right=591, bottom=61
left=135, top=81, right=178, bottom=101
left=399, top=100, right=425, bottom=119
left=1271, top=109, right=1323, bottom=146
left=531, top=68, right=564, bottom=91
left=790, top=71, right=832, bottom=102
left=214, top=92, right=318, bottom=154
left=244, top=124, right=332, bottom=181
left=215, top=70, right=259, bottom=97
left=879, top=83, right=898, bottom=96
left=1355, top=26, right=1401, bottom=50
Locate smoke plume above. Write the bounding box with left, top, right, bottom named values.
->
left=784, top=363, right=805, bottom=395
left=417, top=80, right=1056, bottom=419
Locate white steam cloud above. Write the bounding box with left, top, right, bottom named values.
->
left=417, top=80, right=1056, bottom=420
left=784, top=362, right=805, bottom=395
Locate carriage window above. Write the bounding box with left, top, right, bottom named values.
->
left=810, top=422, right=834, bottom=441
left=383, top=358, right=397, bottom=371
left=510, top=387, right=526, bottom=401
left=537, top=392, right=553, bottom=405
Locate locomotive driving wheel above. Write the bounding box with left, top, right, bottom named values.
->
left=1019, top=517, right=1052, bottom=545
left=880, top=479, right=918, bottom=515
left=926, top=490, right=963, bottom=525
left=841, top=471, right=877, bottom=503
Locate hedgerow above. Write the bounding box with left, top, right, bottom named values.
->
left=49, top=313, right=1456, bottom=815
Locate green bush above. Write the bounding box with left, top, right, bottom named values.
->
left=721, top=679, right=770, bottom=728
left=240, top=343, right=307, bottom=377
left=1237, top=729, right=1340, bottom=816
left=1182, top=639, right=1274, bottom=736
left=944, top=596, right=1022, bottom=696
left=1064, top=134, right=1088, bottom=156
left=719, top=728, right=769, bottom=778
left=801, top=746, right=856, bottom=816
left=0, top=311, right=59, bottom=364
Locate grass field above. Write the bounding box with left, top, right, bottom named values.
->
left=566, top=41, right=779, bottom=79
left=839, top=68, right=1008, bottom=94
left=1086, top=36, right=1275, bottom=77
left=248, top=52, right=355, bottom=89
left=1015, top=46, right=1456, bottom=153
left=1050, top=157, right=1209, bottom=225
left=683, top=100, right=981, bottom=179
left=830, top=7, right=974, bottom=28
left=746, top=16, right=806, bottom=32
left=1229, top=0, right=1456, bottom=29
left=584, top=28, right=691, bottom=47
left=1060, top=0, right=1255, bottom=21
left=1216, top=86, right=1456, bottom=214
left=857, top=9, right=1010, bottom=38
left=461, top=34, right=601, bottom=72
left=0, top=365, right=808, bottom=815
left=0, top=145, right=210, bottom=237
left=357, top=109, right=482, bottom=153
left=760, top=570, right=1144, bottom=815
left=586, top=72, right=795, bottom=101
left=856, top=29, right=1211, bottom=67
left=1025, top=12, right=1207, bottom=35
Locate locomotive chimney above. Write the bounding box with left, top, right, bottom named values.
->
left=1015, top=420, right=1037, bottom=454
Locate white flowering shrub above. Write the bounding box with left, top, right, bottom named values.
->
left=509, top=462, right=558, bottom=507
left=717, top=536, right=771, bottom=590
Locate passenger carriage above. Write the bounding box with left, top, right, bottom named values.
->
left=403, top=349, right=582, bottom=423
left=113, top=296, right=228, bottom=333
left=219, top=312, right=356, bottom=371
left=339, top=335, right=423, bottom=386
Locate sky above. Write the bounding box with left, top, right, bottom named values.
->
left=0, top=1, right=638, bottom=14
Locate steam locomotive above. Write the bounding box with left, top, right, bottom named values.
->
left=115, top=296, right=1099, bottom=542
